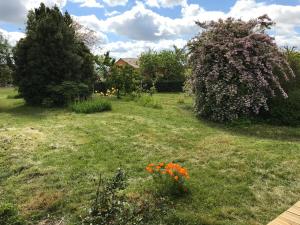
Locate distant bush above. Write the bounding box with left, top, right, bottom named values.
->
left=188, top=15, right=294, bottom=122
left=71, top=98, right=112, bottom=114
left=136, top=95, right=162, bottom=109
left=0, top=203, right=26, bottom=225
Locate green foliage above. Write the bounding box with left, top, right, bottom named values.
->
left=71, top=98, right=112, bottom=114
left=188, top=15, right=294, bottom=122
left=94, top=51, right=116, bottom=83
left=267, top=89, right=300, bottom=126
left=107, top=65, right=141, bottom=98
left=139, top=47, right=186, bottom=92
left=265, top=48, right=300, bottom=126
left=13, top=3, right=95, bottom=106
left=0, top=33, right=13, bottom=87
left=82, top=169, right=168, bottom=225
left=136, top=94, right=162, bottom=109
left=0, top=204, right=26, bottom=225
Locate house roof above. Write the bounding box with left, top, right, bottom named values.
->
left=118, top=58, right=139, bottom=69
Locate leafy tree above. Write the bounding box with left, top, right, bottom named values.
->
left=0, top=33, right=13, bottom=87
left=95, top=51, right=116, bottom=82
left=139, top=47, right=187, bottom=91
left=139, top=50, right=159, bottom=82
left=188, top=15, right=294, bottom=122
left=107, top=64, right=141, bottom=98
left=156, top=48, right=186, bottom=82
left=13, top=3, right=96, bottom=106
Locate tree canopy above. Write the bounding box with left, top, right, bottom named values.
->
left=0, top=33, right=13, bottom=87
left=13, top=3, right=96, bottom=106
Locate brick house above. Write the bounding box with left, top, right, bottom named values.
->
left=115, top=58, right=139, bottom=69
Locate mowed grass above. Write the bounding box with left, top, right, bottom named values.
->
left=0, top=87, right=300, bottom=225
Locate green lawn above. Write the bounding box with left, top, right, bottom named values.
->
left=0, top=87, right=300, bottom=225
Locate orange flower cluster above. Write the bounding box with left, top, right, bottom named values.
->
left=146, top=162, right=190, bottom=181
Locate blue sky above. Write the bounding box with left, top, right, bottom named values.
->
left=0, top=0, right=300, bottom=58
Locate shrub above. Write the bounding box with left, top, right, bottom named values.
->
left=146, top=162, right=190, bottom=195
left=136, top=95, right=162, bottom=109
left=188, top=15, right=294, bottom=122
left=0, top=204, right=26, bottom=225
left=264, top=48, right=300, bottom=125
left=266, top=89, right=300, bottom=126
left=13, top=3, right=95, bottom=106
left=71, top=98, right=112, bottom=114
left=82, top=169, right=169, bottom=225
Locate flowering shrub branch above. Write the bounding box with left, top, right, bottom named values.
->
left=188, top=15, right=294, bottom=122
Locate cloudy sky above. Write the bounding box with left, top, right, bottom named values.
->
left=0, top=0, right=300, bottom=58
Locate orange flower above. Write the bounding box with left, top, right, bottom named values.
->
left=146, top=167, right=153, bottom=173
left=174, top=176, right=179, bottom=181
left=148, top=163, right=155, bottom=167
left=156, top=165, right=161, bottom=170
left=159, top=162, right=164, bottom=167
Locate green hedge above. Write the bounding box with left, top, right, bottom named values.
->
left=266, top=89, right=300, bottom=126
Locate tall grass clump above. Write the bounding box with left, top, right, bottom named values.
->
left=136, top=95, right=162, bottom=109
left=71, top=98, right=112, bottom=114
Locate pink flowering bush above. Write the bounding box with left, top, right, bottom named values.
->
left=188, top=15, right=294, bottom=122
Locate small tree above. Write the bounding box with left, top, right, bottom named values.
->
left=107, top=65, right=141, bottom=98
left=139, top=47, right=187, bottom=91
left=188, top=15, right=294, bottom=122
left=0, top=33, right=13, bottom=87
left=13, top=3, right=96, bottom=106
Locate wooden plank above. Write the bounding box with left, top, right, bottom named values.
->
left=268, top=217, right=292, bottom=225
left=267, top=202, right=300, bottom=225
left=288, top=206, right=300, bottom=216
left=279, top=212, right=300, bottom=224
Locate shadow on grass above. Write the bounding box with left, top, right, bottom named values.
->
left=203, top=118, right=300, bottom=142
left=0, top=102, right=64, bottom=120
left=179, top=104, right=300, bottom=142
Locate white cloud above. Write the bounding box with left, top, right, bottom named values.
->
left=0, top=28, right=25, bottom=46
left=70, top=0, right=103, bottom=8
left=103, top=0, right=128, bottom=7
left=0, top=0, right=68, bottom=24
left=105, top=10, right=120, bottom=17
left=2, top=0, right=300, bottom=58
left=98, top=38, right=187, bottom=58
left=145, top=0, right=187, bottom=8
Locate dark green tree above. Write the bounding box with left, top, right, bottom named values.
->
left=0, top=33, right=13, bottom=87
left=13, top=3, right=96, bottom=106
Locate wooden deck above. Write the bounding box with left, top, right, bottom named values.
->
left=268, top=202, right=300, bottom=225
